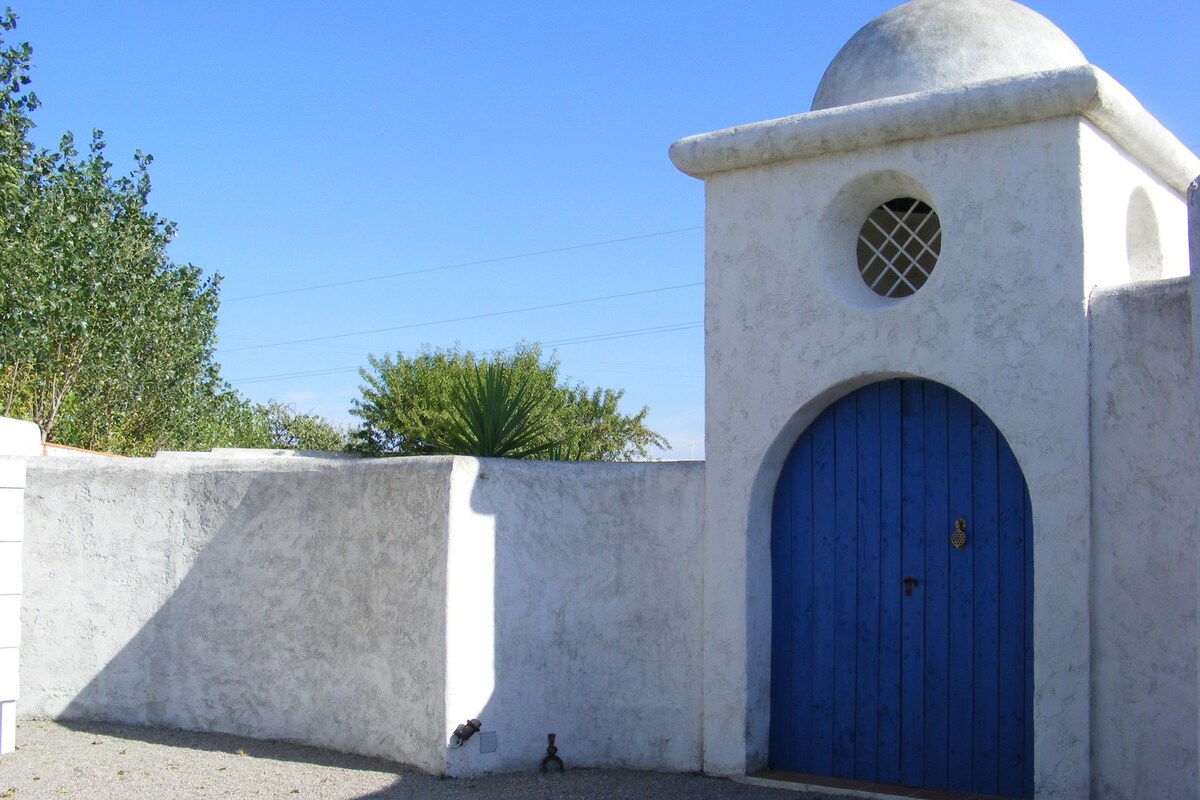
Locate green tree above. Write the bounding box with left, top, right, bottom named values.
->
left=0, top=9, right=34, bottom=212
left=0, top=125, right=224, bottom=452
left=259, top=401, right=347, bottom=451
left=0, top=10, right=276, bottom=455
left=350, top=344, right=668, bottom=460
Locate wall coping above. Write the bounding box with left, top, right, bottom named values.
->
left=669, top=65, right=1199, bottom=194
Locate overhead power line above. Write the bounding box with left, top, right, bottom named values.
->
left=228, top=321, right=703, bottom=385
left=221, top=282, right=703, bottom=353
left=225, top=226, right=704, bottom=302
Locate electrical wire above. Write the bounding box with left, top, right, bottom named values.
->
left=227, top=320, right=703, bottom=385
left=224, top=226, right=703, bottom=302
left=221, top=282, right=702, bottom=353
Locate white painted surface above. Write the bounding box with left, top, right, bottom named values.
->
left=691, top=118, right=1097, bottom=796
left=0, top=419, right=41, bottom=460
left=0, top=701, right=13, bottom=754
left=40, top=443, right=116, bottom=458
left=811, top=0, right=1086, bottom=111
left=444, top=458, right=704, bottom=776
left=0, top=596, right=19, bottom=649
left=1089, top=278, right=1199, bottom=798
left=1079, top=123, right=1191, bottom=289
left=154, top=448, right=360, bottom=460
left=0, top=648, right=16, bottom=699
left=19, top=455, right=703, bottom=775
left=0, top=543, right=20, bottom=595
left=0, top=417, right=38, bottom=756
left=21, top=456, right=454, bottom=774
left=673, top=2, right=1197, bottom=792
left=671, top=67, right=1200, bottom=197
left=444, top=457, right=498, bottom=774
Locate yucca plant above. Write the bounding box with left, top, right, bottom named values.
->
left=436, top=360, right=561, bottom=459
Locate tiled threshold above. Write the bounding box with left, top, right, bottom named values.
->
left=738, top=770, right=1022, bottom=800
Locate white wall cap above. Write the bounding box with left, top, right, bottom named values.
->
left=154, top=448, right=361, bottom=459
left=670, top=65, right=1200, bottom=195
left=0, top=418, right=40, bottom=458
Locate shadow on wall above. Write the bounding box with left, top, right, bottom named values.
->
left=23, top=457, right=453, bottom=775
left=446, top=459, right=704, bottom=777
left=21, top=455, right=705, bottom=778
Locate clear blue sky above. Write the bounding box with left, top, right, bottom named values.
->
left=16, top=1, right=1199, bottom=458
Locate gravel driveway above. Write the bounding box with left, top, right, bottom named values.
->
left=1, top=720, right=833, bottom=800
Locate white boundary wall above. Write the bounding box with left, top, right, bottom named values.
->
left=0, top=418, right=40, bottom=755
left=18, top=454, right=703, bottom=775
left=1089, top=278, right=1199, bottom=798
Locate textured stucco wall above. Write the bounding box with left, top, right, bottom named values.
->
left=19, top=455, right=704, bottom=776
left=20, top=456, right=453, bottom=774
left=444, top=458, right=704, bottom=776
left=1089, top=278, right=1199, bottom=799
left=699, top=118, right=1099, bottom=795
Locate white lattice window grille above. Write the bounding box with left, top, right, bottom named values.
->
left=856, top=198, right=942, bottom=298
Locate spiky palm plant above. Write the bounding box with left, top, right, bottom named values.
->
left=436, top=361, right=561, bottom=459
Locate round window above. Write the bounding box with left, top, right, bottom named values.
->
left=856, top=198, right=942, bottom=298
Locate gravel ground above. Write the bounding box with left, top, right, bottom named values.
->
left=0, top=720, right=832, bottom=800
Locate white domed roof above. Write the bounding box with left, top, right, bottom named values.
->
left=811, top=0, right=1087, bottom=111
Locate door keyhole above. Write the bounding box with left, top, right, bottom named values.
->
left=903, top=576, right=920, bottom=596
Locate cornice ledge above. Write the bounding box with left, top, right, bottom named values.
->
left=670, top=65, right=1199, bottom=195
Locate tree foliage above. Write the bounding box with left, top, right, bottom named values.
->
left=1, top=129, right=228, bottom=452
left=0, top=9, right=328, bottom=456
left=0, top=9, right=34, bottom=211
left=350, top=345, right=668, bottom=460
left=259, top=401, right=348, bottom=451
left=0, top=12, right=223, bottom=453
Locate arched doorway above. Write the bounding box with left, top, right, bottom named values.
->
left=770, top=379, right=1032, bottom=798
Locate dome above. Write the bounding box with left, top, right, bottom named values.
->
left=811, top=0, right=1087, bottom=111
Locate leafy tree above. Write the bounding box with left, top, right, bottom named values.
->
left=259, top=401, right=347, bottom=451
left=0, top=9, right=34, bottom=211
left=350, top=344, right=668, bottom=460
left=0, top=9, right=284, bottom=456
left=0, top=123, right=224, bottom=452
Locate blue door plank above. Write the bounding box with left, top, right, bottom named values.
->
left=877, top=381, right=904, bottom=784
left=770, top=452, right=794, bottom=768
left=971, top=408, right=1001, bottom=795
left=900, top=381, right=927, bottom=788
left=833, top=394, right=860, bottom=776
left=792, top=433, right=816, bottom=771
left=945, top=390, right=975, bottom=792
left=771, top=432, right=807, bottom=769
left=855, top=384, right=883, bottom=780
left=922, top=382, right=951, bottom=789
left=996, top=437, right=1029, bottom=797
left=810, top=409, right=838, bottom=776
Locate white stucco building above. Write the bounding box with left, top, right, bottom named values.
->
left=6, top=1, right=1200, bottom=799
left=671, top=0, right=1199, bottom=796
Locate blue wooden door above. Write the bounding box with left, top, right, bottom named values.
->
left=770, top=379, right=1032, bottom=798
